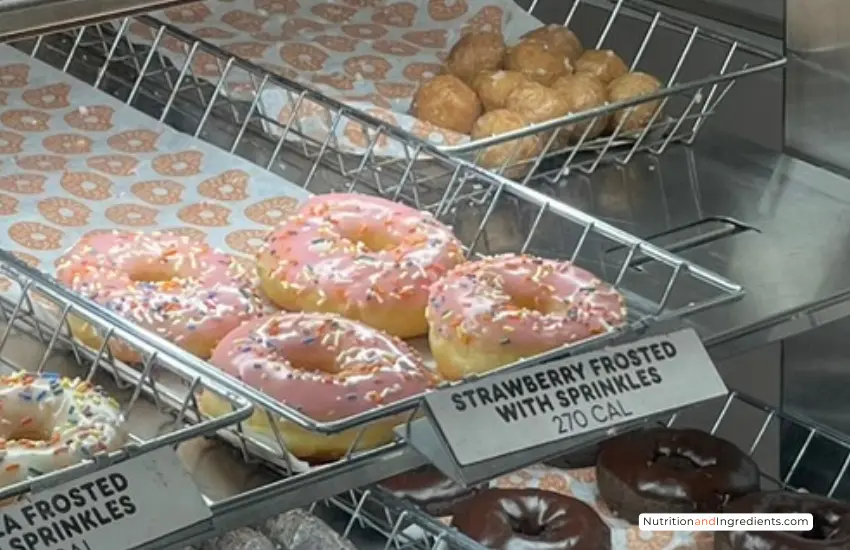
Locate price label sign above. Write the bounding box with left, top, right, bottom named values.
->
left=0, top=446, right=211, bottom=550
left=422, top=328, right=727, bottom=468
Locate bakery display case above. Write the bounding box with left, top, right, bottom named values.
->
left=3, top=0, right=850, bottom=548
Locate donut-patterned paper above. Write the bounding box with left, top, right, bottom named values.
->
left=0, top=47, right=310, bottom=303
left=126, top=0, right=543, bottom=157
left=493, top=464, right=713, bottom=550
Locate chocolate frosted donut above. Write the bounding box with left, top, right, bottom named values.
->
left=380, top=466, right=483, bottom=516
left=597, top=427, right=760, bottom=523
left=715, top=491, right=850, bottom=550
left=452, top=489, right=611, bottom=550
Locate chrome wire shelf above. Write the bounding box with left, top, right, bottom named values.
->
left=328, top=390, right=850, bottom=550
left=7, top=15, right=743, bottom=442
left=0, top=252, right=254, bottom=503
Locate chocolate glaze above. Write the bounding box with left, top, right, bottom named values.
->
left=380, top=466, right=483, bottom=516
left=597, top=427, right=761, bottom=523
left=452, top=488, right=611, bottom=550
left=715, top=491, right=850, bottom=550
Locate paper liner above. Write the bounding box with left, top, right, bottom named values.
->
left=0, top=46, right=309, bottom=282
left=492, top=463, right=714, bottom=550
left=125, top=0, right=542, bottom=157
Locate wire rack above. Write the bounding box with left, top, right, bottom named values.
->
left=6, top=15, right=745, bottom=444
left=0, top=251, right=254, bottom=503
left=444, top=0, right=787, bottom=181
left=324, top=390, right=850, bottom=550
left=0, top=11, right=755, bottom=546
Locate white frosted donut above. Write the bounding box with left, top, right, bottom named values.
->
left=0, top=371, right=125, bottom=488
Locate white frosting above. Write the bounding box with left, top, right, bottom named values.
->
left=0, top=372, right=125, bottom=488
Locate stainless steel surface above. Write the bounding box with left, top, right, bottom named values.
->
left=782, top=321, right=850, bottom=496
left=784, top=0, right=850, bottom=174
left=517, top=128, right=850, bottom=361
left=784, top=319, right=850, bottom=440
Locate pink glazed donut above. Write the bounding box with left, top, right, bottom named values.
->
left=56, top=230, right=264, bottom=363
left=256, top=193, right=465, bottom=338
left=426, top=254, right=628, bottom=380
left=199, top=311, right=439, bottom=461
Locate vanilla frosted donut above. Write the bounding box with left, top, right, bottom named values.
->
left=56, top=230, right=264, bottom=363
left=0, top=371, right=125, bottom=488
left=257, top=194, right=465, bottom=338
left=426, top=254, right=627, bottom=380
left=199, top=312, right=438, bottom=461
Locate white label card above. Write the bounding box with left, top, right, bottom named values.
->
left=0, top=446, right=211, bottom=550
left=425, top=328, right=728, bottom=466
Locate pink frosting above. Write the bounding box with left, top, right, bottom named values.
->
left=210, top=312, right=438, bottom=421
left=258, top=193, right=464, bottom=320
left=55, top=230, right=263, bottom=351
left=426, top=254, right=628, bottom=352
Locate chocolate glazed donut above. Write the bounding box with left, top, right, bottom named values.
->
left=597, top=427, right=761, bottom=523
left=380, top=466, right=484, bottom=516
left=715, top=491, right=850, bottom=550
left=452, top=488, right=611, bottom=550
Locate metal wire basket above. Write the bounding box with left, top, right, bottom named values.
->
left=90, top=0, right=785, bottom=183
left=327, top=390, right=850, bottom=550
left=6, top=13, right=745, bottom=473
left=443, top=0, right=786, bottom=181
left=0, top=252, right=254, bottom=503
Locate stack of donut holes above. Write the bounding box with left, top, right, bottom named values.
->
left=382, top=427, right=850, bottom=550
left=57, top=192, right=628, bottom=463
left=411, top=25, right=663, bottom=176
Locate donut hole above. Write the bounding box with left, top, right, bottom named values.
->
left=343, top=229, right=397, bottom=253
left=0, top=414, right=53, bottom=442
left=127, top=265, right=175, bottom=283
left=285, top=347, right=341, bottom=374
left=509, top=293, right=557, bottom=314
left=509, top=515, right=546, bottom=537
left=483, top=270, right=574, bottom=316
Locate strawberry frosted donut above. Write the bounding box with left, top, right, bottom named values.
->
left=426, top=254, right=627, bottom=380
left=56, top=230, right=264, bottom=363
left=199, top=312, right=438, bottom=461
left=257, top=193, right=465, bottom=338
